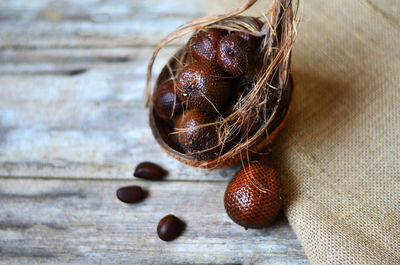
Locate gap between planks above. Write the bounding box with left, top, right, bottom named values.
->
left=0, top=43, right=183, bottom=50
left=0, top=175, right=230, bottom=183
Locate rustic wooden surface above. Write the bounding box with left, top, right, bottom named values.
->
left=0, top=0, right=309, bottom=264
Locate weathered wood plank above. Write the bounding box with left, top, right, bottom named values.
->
left=0, top=1, right=311, bottom=264
left=0, top=47, right=170, bottom=73
left=0, top=178, right=309, bottom=265
left=0, top=48, right=242, bottom=180
left=0, top=0, right=203, bottom=48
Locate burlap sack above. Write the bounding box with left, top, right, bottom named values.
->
left=207, top=0, right=400, bottom=264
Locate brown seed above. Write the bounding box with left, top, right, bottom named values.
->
left=157, top=214, right=185, bottom=241
left=189, top=28, right=226, bottom=62
left=153, top=80, right=183, bottom=120
left=224, top=160, right=282, bottom=229
left=176, top=61, right=231, bottom=112
left=134, top=162, right=167, bottom=180
left=175, top=109, right=220, bottom=160
left=116, top=186, right=146, bottom=204
left=217, top=34, right=249, bottom=77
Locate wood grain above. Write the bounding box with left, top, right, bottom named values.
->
left=0, top=0, right=203, bottom=48
left=0, top=48, right=240, bottom=180
left=0, top=0, right=309, bottom=263
left=0, top=178, right=309, bottom=265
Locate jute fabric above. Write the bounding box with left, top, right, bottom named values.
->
left=207, top=1, right=400, bottom=264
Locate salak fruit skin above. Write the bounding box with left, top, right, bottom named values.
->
left=175, top=109, right=220, bottom=160
left=153, top=80, right=183, bottom=121
left=189, top=28, right=227, bottom=62
left=217, top=34, right=249, bottom=77
left=224, top=161, right=282, bottom=229
left=175, top=61, right=231, bottom=112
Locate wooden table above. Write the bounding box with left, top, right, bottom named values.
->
left=0, top=0, right=309, bottom=264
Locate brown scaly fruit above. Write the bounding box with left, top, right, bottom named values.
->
left=224, top=160, right=282, bottom=229
left=233, top=31, right=261, bottom=54
left=189, top=28, right=226, bottom=62
left=176, top=61, right=231, bottom=112
left=175, top=109, right=221, bottom=160
left=227, top=94, right=262, bottom=141
left=217, top=34, right=249, bottom=77
left=225, top=79, right=264, bottom=141
left=231, top=17, right=263, bottom=54
left=153, top=80, right=183, bottom=120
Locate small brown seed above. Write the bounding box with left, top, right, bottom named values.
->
left=134, top=162, right=166, bottom=181
left=157, top=214, right=185, bottom=241
left=116, top=186, right=146, bottom=204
